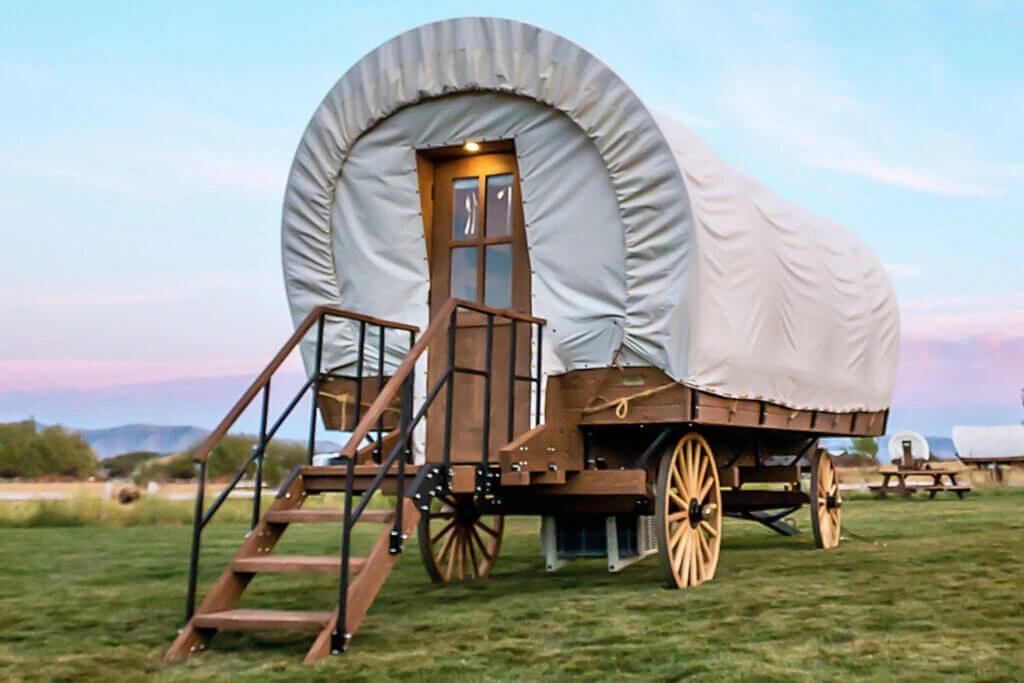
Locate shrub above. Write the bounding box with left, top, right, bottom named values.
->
left=0, top=420, right=98, bottom=479
left=102, top=451, right=160, bottom=479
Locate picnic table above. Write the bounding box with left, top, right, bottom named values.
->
left=869, top=464, right=971, bottom=499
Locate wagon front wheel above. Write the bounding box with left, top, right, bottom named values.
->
left=418, top=493, right=504, bottom=583
left=809, top=448, right=842, bottom=549
left=656, top=432, right=722, bottom=588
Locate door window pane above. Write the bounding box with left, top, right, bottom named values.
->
left=450, top=246, right=478, bottom=301
left=452, top=177, right=479, bottom=240
left=484, top=173, right=514, bottom=237
left=484, top=244, right=513, bottom=309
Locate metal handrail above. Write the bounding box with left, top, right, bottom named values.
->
left=337, top=298, right=546, bottom=458
left=330, top=298, right=546, bottom=652
left=183, top=307, right=418, bottom=623
left=190, top=306, right=416, bottom=465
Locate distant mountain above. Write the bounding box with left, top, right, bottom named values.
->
left=76, top=424, right=210, bottom=460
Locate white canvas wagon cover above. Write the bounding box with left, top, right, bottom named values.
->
left=952, top=426, right=1024, bottom=461
left=281, top=17, right=900, bottom=414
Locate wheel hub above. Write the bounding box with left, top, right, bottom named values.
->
left=825, top=493, right=842, bottom=510
left=451, top=498, right=481, bottom=526
left=687, top=499, right=717, bottom=528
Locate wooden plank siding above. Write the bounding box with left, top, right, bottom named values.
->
left=551, top=367, right=887, bottom=438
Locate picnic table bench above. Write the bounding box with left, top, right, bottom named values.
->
left=869, top=464, right=971, bottom=499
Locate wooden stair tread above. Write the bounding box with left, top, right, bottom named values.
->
left=265, top=508, right=394, bottom=524
left=193, top=609, right=332, bottom=632
left=232, top=555, right=365, bottom=575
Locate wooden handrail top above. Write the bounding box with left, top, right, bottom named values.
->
left=192, top=306, right=419, bottom=464
left=449, top=298, right=547, bottom=325
left=315, top=305, right=419, bottom=333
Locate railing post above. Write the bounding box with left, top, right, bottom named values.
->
left=507, top=319, right=517, bottom=443
left=307, top=315, right=325, bottom=465
left=185, top=460, right=206, bottom=623
left=252, top=381, right=270, bottom=530
left=353, top=321, right=367, bottom=451
left=534, top=322, right=543, bottom=427
left=333, top=456, right=356, bottom=654
left=375, top=325, right=386, bottom=463
left=482, top=314, right=494, bottom=469
left=391, top=368, right=415, bottom=554
left=443, top=307, right=458, bottom=471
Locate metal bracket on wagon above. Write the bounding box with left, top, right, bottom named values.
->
left=406, top=464, right=447, bottom=513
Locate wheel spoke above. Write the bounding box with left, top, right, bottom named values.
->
left=676, top=530, right=691, bottom=576
left=679, top=535, right=690, bottom=586
left=435, top=524, right=458, bottom=562
left=696, top=456, right=708, bottom=494
left=477, top=520, right=501, bottom=538
left=699, top=519, right=718, bottom=537
left=458, top=530, right=467, bottom=581
left=684, top=441, right=697, bottom=494
left=430, top=519, right=456, bottom=545
left=444, top=531, right=459, bottom=581
left=668, top=489, right=688, bottom=510
left=696, top=526, right=711, bottom=564
left=689, top=540, right=699, bottom=585
left=669, top=518, right=688, bottom=549
left=672, top=465, right=690, bottom=500
left=467, top=532, right=481, bottom=577
left=699, top=476, right=713, bottom=502
left=471, top=526, right=491, bottom=562
left=667, top=510, right=689, bottom=523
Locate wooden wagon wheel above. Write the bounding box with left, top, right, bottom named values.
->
left=418, top=493, right=504, bottom=583
left=810, top=448, right=842, bottom=549
left=656, top=432, right=722, bottom=589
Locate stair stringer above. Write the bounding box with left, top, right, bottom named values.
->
left=304, top=498, right=420, bottom=663
left=164, top=473, right=308, bottom=660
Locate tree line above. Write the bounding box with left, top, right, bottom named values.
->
left=0, top=421, right=310, bottom=487
left=0, top=420, right=99, bottom=479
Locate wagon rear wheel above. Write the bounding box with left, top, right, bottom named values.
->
left=418, top=493, right=504, bottom=583
left=656, top=432, right=722, bottom=588
left=810, top=448, right=842, bottom=549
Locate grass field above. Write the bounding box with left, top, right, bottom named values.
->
left=1, top=489, right=1022, bottom=682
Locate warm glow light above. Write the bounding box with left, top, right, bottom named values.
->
left=464, top=141, right=480, bottom=152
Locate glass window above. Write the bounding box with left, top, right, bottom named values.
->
left=450, top=246, right=478, bottom=301
left=484, top=173, right=514, bottom=238
left=452, top=177, right=479, bottom=240
left=484, top=244, right=513, bottom=309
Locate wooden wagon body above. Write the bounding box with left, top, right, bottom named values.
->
left=168, top=17, right=899, bottom=664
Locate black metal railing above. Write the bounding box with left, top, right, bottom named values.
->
left=329, top=298, right=545, bottom=653
left=182, top=306, right=418, bottom=623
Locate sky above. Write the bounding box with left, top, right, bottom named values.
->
left=0, top=0, right=1022, bottom=436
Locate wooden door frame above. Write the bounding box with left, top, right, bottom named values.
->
left=424, top=150, right=530, bottom=319
left=417, top=143, right=534, bottom=463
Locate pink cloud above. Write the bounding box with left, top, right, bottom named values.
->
left=0, top=355, right=305, bottom=393
left=893, top=335, right=1024, bottom=408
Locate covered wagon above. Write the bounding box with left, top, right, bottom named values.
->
left=168, top=16, right=900, bottom=664
left=953, top=425, right=1024, bottom=482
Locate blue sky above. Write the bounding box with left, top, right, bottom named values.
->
left=1, top=1, right=1022, bottom=433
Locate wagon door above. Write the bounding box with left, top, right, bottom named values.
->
left=426, top=152, right=532, bottom=463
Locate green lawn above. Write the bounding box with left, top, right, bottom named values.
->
left=1, top=491, right=1023, bottom=682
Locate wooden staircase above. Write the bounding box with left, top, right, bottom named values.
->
left=165, top=467, right=419, bottom=664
